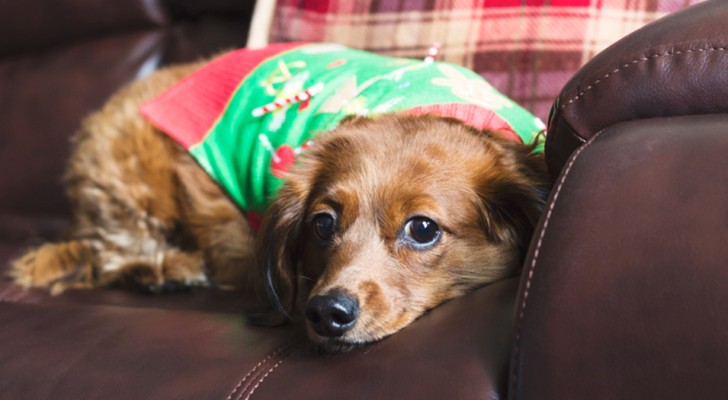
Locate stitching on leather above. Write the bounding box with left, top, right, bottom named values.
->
left=226, top=337, right=301, bottom=400
left=240, top=340, right=303, bottom=400
left=556, top=46, right=727, bottom=156
left=560, top=46, right=728, bottom=110
left=511, top=128, right=607, bottom=398
left=243, top=360, right=285, bottom=400
left=226, top=354, right=275, bottom=400
left=571, top=133, right=587, bottom=143
left=227, top=338, right=300, bottom=399
left=243, top=346, right=296, bottom=400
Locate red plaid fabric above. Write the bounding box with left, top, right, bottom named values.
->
left=269, top=0, right=705, bottom=121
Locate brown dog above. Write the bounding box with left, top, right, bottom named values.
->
left=10, top=59, right=551, bottom=350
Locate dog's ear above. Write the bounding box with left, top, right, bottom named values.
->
left=246, top=181, right=308, bottom=326
left=475, top=132, right=552, bottom=256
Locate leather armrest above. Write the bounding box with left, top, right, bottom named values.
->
left=546, top=0, right=728, bottom=175
left=511, top=115, right=728, bottom=399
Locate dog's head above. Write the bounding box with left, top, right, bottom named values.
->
left=253, top=114, right=550, bottom=350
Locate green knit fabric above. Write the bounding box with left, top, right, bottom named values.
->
left=187, top=44, right=544, bottom=213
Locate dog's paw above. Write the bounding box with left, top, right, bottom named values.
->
left=114, top=251, right=208, bottom=294
left=113, top=262, right=166, bottom=293
left=9, top=242, right=95, bottom=294
left=138, top=279, right=194, bottom=294
left=9, top=249, right=40, bottom=288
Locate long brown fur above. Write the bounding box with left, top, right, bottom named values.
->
left=10, top=59, right=551, bottom=349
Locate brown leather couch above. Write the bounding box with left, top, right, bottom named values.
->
left=2, top=1, right=727, bottom=399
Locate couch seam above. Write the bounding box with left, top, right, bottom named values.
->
left=226, top=337, right=302, bottom=400
left=242, top=344, right=297, bottom=400
left=560, top=46, right=728, bottom=111
left=570, top=133, right=587, bottom=143
left=560, top=46, right=728, bottom=144
left=511, top=128, right=607, bottom=399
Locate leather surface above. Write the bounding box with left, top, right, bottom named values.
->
left=0, top=0, right=250, bottom=57
left=512, top=115, right=728, bottom=399
left=0, top=278, right=517, bottom=400
left=545, top=0, right=728, bottom=175
left=0, top=0, right=164, bottom=57
left=0, top=300, right=292, bottom=399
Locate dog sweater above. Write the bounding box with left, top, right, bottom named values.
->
left=141, top=43, right=545, bottom=221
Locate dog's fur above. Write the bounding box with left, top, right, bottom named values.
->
left=10, top=60, right=551, bottom=350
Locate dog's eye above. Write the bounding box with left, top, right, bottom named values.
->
left=403, top=217, right=441, bottom=248
left=312, top=213, right=336, bottom=241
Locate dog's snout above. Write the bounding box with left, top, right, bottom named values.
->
left=305, top=293, right=359, bottom=337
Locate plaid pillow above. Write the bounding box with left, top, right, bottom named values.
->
left=268, top=0, right=705, bottom=121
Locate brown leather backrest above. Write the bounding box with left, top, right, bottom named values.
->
left=0, top=0, right=251, bottom=244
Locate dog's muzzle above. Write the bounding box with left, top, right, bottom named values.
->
left=305, top=291, right=359, bottom=337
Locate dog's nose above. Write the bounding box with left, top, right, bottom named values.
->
left=305, top=293, right=359, bottom=337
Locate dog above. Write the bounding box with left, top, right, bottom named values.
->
left=10, top=44, right=551, bottom=350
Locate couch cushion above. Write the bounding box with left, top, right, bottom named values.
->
left=0, top=277, right=518, bottom=399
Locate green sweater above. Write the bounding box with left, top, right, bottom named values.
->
left=141, top=43, right=544, bottom=218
